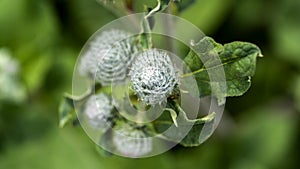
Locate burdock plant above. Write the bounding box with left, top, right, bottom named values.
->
left=82, top=93, right=113, bottom=130
left=78, top=29, right=140, bottom=86
left=59, top=0, right=263, bottom=157
left=129, top=49, right=178, bottom=105
left=113, top=123, right=152, bottom=157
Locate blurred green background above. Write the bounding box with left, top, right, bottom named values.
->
left=0, top=0, right=299, bottom=169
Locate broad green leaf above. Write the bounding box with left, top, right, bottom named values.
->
left=153, top=101, right=215, bottom=146
left=182, top=37, right=262, bottom=104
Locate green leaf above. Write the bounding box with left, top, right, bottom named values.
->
left=182, top=37, right=262, bottom=104
left=153, top=102, right=215, bottom=146
left=58, top=94, right=77, bottom=128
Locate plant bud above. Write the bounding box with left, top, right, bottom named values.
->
left=83, top=93, right=113, bottom=130
left=113, top=124, right=152, bottom=157
left=79, top=29, right=139, bottom=85
left=129, top=49, right=178, bottom=105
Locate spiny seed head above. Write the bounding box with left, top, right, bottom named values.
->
left=96, top=40, right=139, bottom=85
left=79, top=29, right=129, bottom=76
left=83, top=93, right=113, bottom=130
left=78, top=29, right=139, bottom=85
left=129, top=49, right=178, bottom=105
left=113, top=124, right=152, bottom=157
